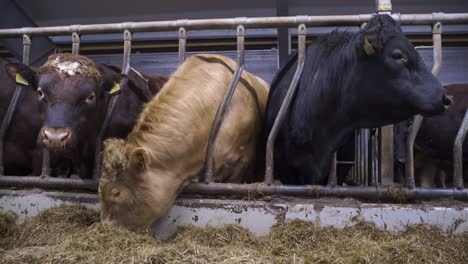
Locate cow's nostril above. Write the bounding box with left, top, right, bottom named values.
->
left=58, top=131, right=70, bottom=142
left=442, top=94, right=454, bottom=108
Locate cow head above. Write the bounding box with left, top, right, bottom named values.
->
left=6, top=54, right=127, bottom=154
left=348, top=15, right=452, bottom=127
left=99, top=138, right=180, bottom=228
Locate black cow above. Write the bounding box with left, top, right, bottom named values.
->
left=4, top=54, right=167, bottom=178
left=265, top=14, right=452, bottom=185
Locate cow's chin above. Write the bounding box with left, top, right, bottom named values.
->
left=43, top=142, right=74, bottom=155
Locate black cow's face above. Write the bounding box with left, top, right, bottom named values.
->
left=35, top=73, right=103, bottom=153
left=352, top=15, right=452, bottom=127
left=6, top=55, right=126, bottom=154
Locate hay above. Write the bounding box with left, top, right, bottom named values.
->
left=0, top=205, right=467, bottom=264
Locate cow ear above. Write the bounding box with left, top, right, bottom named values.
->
left=5, top=63, right=37, bottom=87
left=361, top=25, right=380, bottom=56
left=126, top=68, right=155, bottom=102
left=128, top=148, right=151, bottom=172
left=97, top=64, right=127, bottom=94
left=108, top=75, right=128, bottom=95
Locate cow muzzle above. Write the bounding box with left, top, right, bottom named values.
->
left=41, top=127, right=73, bottom=151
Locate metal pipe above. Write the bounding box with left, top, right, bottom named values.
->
left=92, top=29, right=132, bottom=180
left=405, top=21, right=443, bottom=189
left=71, top=32, right=80, bottom=54
left=328, top=152, right=337, bottom=186
left=0, top=176, right=98, bottom=191
left=454, top=109, right=468, bottom=190
left=178, top=27, right=187, bottom=65
left=0, top=34, right=31, bottom=175
left=184, top=183, right=468, bottom=201
left=0, top=177, right=466, bottom=201
left=203, top=23, right=245, bottom=183
left=0, top=13, right=467, bottom=38
left=264, top=22, right=307, bottom=185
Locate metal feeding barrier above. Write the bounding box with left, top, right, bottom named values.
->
left=0, top=9, right=468, bottom=201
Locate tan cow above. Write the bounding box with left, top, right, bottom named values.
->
left=99, top=54, right=269, bottom=228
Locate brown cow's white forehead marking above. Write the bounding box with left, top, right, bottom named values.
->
left=49, top=56, right=87, bottom=76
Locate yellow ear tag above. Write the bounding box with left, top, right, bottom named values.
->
left=15, top=73, right=29, bottom=86
left=364, top=37, right=375, bottom=55
left=109, top=82, right=120, bottom=94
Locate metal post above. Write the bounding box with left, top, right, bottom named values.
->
left=265, top=20, right=307, bottom=185
left=92, top=29, right=132, bottom=180
left=405, top=21, right=442, bottom=189
left=71, top=32, right=80, bottom=54
left=0, top=34, right=31, bottom=175
left=178, top=27, right=187, bottom=65
left=454, top=109, right=468, bottom=190
left=328, top=152, right=337, bottom=186
left=203, top=22, right=245, bottom=183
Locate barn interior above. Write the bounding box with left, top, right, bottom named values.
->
left=1, top=0, right=468, bottom=263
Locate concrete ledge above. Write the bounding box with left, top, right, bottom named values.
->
left=0, top=189, right=467, bottom=240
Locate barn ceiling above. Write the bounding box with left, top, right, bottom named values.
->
left=13, top=0, right=468, bottom=27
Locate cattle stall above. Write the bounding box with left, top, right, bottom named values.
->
left=0, top=0, right=468, bottom=240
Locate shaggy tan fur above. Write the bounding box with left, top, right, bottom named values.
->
left=99, top=54, right=269, bottom=228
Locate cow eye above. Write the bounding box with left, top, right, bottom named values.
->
left=85, top=92, right=96, bottom=104
left=391, top=49, right=404, bottom=60
left=37, top=87, right=45, bottom=100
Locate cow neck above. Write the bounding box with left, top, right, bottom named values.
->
left=288, top=42, right=359, bottom=183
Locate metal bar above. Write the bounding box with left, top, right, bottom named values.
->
left=178, top=26, right=187, bottom=65
left=203, top=23, right=245, bottom=183
left=0, top=176, right=98, bottom=191
left=0, top=34, right=31, bottom=175
left=184, top=183, right=468, bottom=201
left=328, top=152, right=337, bottom=186
left=265, top=22, right=307, bottom=185
left=276, top=0, right=291, bottom=68
left=0, top=13, right=467, bottom=38
left=71, top=32, right=80, bottom=54
left=0, top=177, right=466, bottom=201
left=92, top=29, right=132, bottom=180
left=454, top=108, right=468, bottom=190
left=405, top=21, right=443, bottom=189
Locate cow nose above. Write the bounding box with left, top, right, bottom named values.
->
left=42, top=128, right=72, bottom=144
left=442, top=94, right=453, bottom=109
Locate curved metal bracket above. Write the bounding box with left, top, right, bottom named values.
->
left=264, top=23, right=307, bottom=185
left=203, top=24, right=245, bottom=183
left=71, top=32, right=80, bottom=54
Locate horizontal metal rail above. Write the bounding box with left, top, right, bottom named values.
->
left=0, top=13, right=467, bottom=38
left=0, top=176, right=466, bottom=201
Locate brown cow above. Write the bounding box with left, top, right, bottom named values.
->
left=99, top=54, right=269, bottom=228
left=4, top=54, right=167, bottom=178
left=0, top=59, right=43, bottom=175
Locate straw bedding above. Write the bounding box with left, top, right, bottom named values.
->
left=0, top=205, right=466, bottom=264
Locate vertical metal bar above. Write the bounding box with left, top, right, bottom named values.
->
left=178, top=27, right=187, bottom=65
left=328, top=152, right=337, bottom=186
left=276, top=0, right=290, bottom=68
left=406, top=21, right=442, bottom=189
left=364, top=129, right=370, bottom=186
left=203, top=23, right=245, bottom=183
left=71, top=32, right=80, bottom=54
left=0, top=34, right=31, bottom=175
left=92, top=29, right=132, bottom=180
left=264, top=21, right=307, bottom=185
left=454, top=109, right=468, bottom=190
